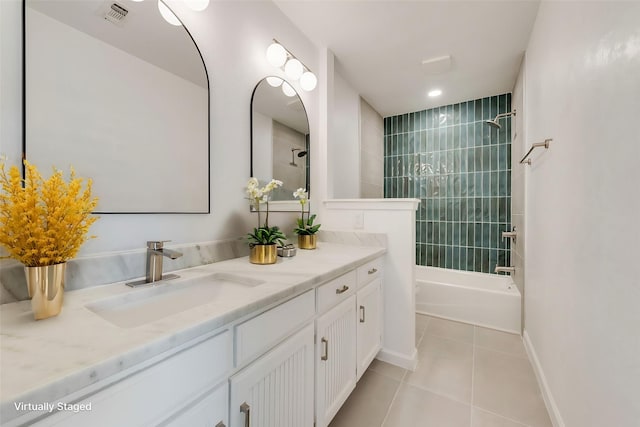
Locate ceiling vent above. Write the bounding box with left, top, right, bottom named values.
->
left=101, top=2, right=128, bottom=27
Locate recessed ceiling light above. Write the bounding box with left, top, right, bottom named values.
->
left=428, top=89, right=442, bottom=97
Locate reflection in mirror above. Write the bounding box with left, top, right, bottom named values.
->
left=24, top=0, right=209, bottom=213
left=251, top=77, right=309, bottom=204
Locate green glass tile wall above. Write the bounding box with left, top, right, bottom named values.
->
left=383, top=94, right=512, bottom=273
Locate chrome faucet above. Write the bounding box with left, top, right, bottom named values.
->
left=126, top=241, right=183, bottom=287
left=494, top=266, right=515, bottom=275
left=146, top=241, right=182, bottom=283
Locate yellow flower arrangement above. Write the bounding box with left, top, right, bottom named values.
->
left=0, top=160, right=98, bottom=267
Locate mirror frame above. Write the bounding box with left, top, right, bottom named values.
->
left=250, top=76, right=310, bottom=212
left=21, top=0, right=211, bottom=214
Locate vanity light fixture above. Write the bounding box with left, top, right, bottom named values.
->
left=282, top=82, right=297, bottom=97
left=266, top=76, right=284, bottom=87
left=266, top=40, right=317, bottom=92
left=158, top=0, right=181, bottom=26
left=184, top=0, right=209, bottom=12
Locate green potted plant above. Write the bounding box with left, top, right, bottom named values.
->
left=293, top=188, right=320, bottom=249
left=245, top=177, right=286, bottom=264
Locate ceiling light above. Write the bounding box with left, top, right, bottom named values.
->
left=266, top=43, right=287, bottom=68
left=428, top=89, right=442, bottom=97
left=266, top=77, right=283, bottom=87
left=184, top=0, right=209, bottom=11
left=265, top=39, right=318, bottom=92
left=158, top=0, right=181, bottom=26
left=282, top=82, right=296, bottom=97
left=284, top=59, right=304, bottom=80
left=299, top=71, right=317, bottom=91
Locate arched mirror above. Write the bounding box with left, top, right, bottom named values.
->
left=24, top=0, right=209, bottom=213
left=251, top=77, right=309, bottom=207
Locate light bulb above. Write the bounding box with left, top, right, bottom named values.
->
left=266, top=43, right=287, bottom=67
left=299, top=71, right=317, bottom=91
left=428, top=89, right=442, bottom=97
left=284, top=59, right=303, bottom=80
left=282, top=82, right=296, bottom=97
left=266, top=77, right=283, bottom=87
left=158, top=0, right=181, bottom=26
left=184, top=0, right=209, bottom=11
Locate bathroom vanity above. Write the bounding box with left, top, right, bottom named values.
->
left=0, top=243, right=384, bottom=427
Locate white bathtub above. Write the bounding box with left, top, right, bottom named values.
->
left=415, top=266, right=521, bottom=333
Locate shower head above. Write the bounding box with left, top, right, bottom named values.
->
left=485, top=120, right=501, bottom=129
left=290, top=148, right=307, bottom=166
left=485, top=110, right=516, bottom=129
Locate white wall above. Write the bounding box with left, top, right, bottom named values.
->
left=1, top=0, right=318, bottom=253
left=522, top=2, right=640, bottom=426
left=359, top=97, right=384, bottom=198
left=330, top=69, right=360, bottom=199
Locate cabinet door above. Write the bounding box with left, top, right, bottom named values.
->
left=356, top=279, right=382, bottom=380
left=161, top=382, right=228, bottom=427
left=229, top=323, right=314, bottom=427
left=316, top=295, right=357, bottom=427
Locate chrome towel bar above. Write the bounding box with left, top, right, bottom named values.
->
left=520, top=138, right=552, bottom=165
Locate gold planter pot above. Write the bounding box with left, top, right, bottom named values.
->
left=24, top=263, right=66, bottom=320
left=298, top=234, right=317, bottom=250
left=249, top=244, right=278, bottom=265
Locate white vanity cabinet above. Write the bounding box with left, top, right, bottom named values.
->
left=355, top=257, right=383, bottom=381
left=9, top=253, right=385, bottom=427
left=30, top=330, right=232, bottom=427
left=356, top=278, right=382, bottom=380
left=229, top=323, right=315, bottom=427
left=315, top=295, right=357, bottom=427
left=160, top=382, right=228, bottom=427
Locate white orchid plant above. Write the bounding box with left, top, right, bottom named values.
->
left=245, top=178, right=286, bottom=246
left=293, top=188, right=320, bottom=236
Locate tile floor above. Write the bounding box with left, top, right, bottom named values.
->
left=329, top=314, right=552, bottom=427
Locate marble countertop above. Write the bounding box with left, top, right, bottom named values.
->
left=0, top=242, right=384, bottom=423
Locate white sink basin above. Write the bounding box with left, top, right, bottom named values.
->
left=86, top=273, right=264, bottom=328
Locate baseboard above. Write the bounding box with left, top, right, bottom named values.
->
left=376, top=347, right=418, bottom=371
left=523, top=330, right=566, bottom=427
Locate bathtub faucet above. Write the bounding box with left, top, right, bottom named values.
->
left=494, top=265, right=515, bottom=275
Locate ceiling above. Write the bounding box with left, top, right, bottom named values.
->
left=275, top=0, right=540, bottom=117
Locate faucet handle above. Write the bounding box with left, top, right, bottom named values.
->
left=147, top=240, right=171, bottom=250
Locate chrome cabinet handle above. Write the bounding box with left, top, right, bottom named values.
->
left=359, top=305, right=365, bottom=323
left=321, top=337, right=329, bottom=361
left=336, top=285, right=349, bottom=294
left=240, top=402, right=250, bottom=427
left=368, top=268, right=377, bottom=275
left=215, top=422, right=226, bottom=427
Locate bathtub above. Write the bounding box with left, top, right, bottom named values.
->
left=415, top=266, right=521, bottom=333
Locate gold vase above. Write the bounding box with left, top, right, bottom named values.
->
left=24, top=263, right=66, bottom=320
left=249, top=244, right=278, bottom=265
left=298, top=234, right=317, bottom=250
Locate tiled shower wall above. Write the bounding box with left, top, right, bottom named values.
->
left=383, top=94, right=512, bottom=273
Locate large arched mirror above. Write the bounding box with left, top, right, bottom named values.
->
left=24, top=0, right=209, bottom=213
left=251, top=77, right=309, bottom=207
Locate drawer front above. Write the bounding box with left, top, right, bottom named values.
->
left=235, top=290, right=315, bottom=367
left=357, top=257, right=383, bottom=288
left=161, top=382, right=228, bottom=427
left=41, top=330, right=232, bottom=427
left=316, top=271, right=357, bottom=314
